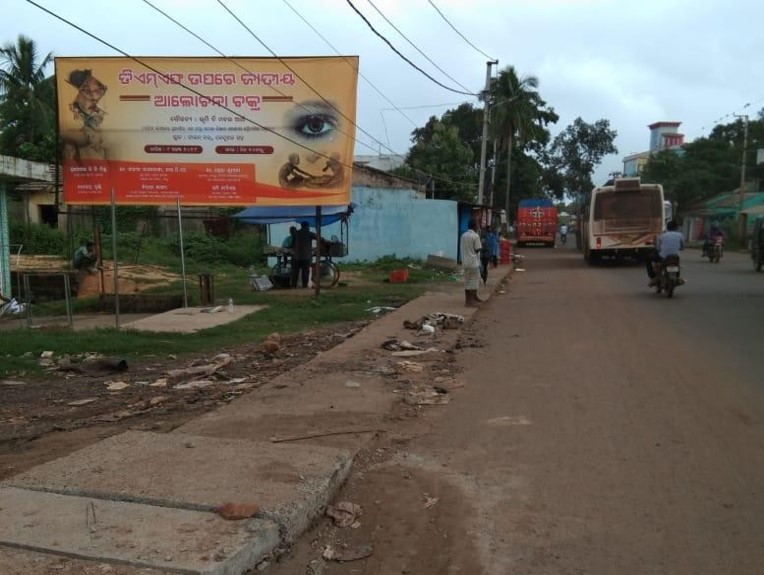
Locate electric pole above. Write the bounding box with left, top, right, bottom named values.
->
left=477, top=60, right=498, bottom=205
left=734, top=113, right=749, bottom=242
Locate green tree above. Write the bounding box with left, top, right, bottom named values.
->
left=0, top=35, right=55, bottom=159
left=409, top=103, right=483, bottom=174
left=708, top=112, right=764, bottom=186
left=489, top=65, right=558, bottom=211
left=406, top=121, right=476, bottom=201
left=546, top=117, right=618, bottom=200
left=642, top=137, right=741, bottom=211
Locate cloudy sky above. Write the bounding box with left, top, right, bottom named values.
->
left=3, top=0, right=763, bottom=184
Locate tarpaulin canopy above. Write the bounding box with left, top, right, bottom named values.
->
left=232, top=203, right=355, bottom=226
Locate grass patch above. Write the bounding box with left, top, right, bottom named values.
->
left=0, top=265, right=437, bottom=378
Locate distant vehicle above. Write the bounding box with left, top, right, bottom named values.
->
left=579, top=177, right=666, bottom=264
left=664, top=201, right=673, bottom=226
left=516, top=199, right=558, bottom=247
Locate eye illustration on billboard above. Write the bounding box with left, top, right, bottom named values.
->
left=55, top=56, right=358, bottom=206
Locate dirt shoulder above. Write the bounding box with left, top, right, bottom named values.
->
left=0, top=321, right=367, bottom=480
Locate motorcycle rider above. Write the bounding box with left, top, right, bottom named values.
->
left=648, top=220, right=684, bottom=286
left=702, top=222, right=725, bottom=257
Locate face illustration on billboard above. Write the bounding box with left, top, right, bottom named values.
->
left=61, top=68, right=109, bottom=161
left=55, top=57, right=358, bottom=206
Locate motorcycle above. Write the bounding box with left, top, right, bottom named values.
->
left=651, top=255, right=683, bottom=298
left=707, top=237, right=724, bottom=263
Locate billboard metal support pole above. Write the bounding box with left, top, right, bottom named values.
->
left=314, top=206, right=322, bottom=298
left=110, top=187, right=121, bottom=329
left=177, top=197, right=188, bottom=308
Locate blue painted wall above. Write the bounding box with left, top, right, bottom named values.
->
left=268, top=186, right=459, bottom=263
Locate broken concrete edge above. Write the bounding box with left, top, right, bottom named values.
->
left=213, top=519, right=281, bottom=575
left=256, top=450, right=354, bottom=544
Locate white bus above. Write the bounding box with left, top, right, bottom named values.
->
left=580, top=177, right=666, bottom=264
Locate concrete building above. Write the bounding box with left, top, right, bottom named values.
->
left=266, top=163, right=470, bottom=263
left=0, top=155, right=54, bottom=296
left=353, top=153, right=406, bottom=173
left=622, top=121, right=685, bottom=177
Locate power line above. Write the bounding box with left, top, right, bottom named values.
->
left=364, top=0, right=474, bottom=94
left=23, top=0, right=367, bottom=173
left=344, top=0, right=477, bottom=97
left=215, top=0, right=476, bottom=189
left=427, top=0, right=495, bottom=61
left=139, top=0, right=380, bottom=154
left=25, top=0, right=477, bottom=193
left=215, top=0, right=406, bottom=158
left=381, top=101, right=470, bottom=111
left=280, top=0, right=418, bottom=129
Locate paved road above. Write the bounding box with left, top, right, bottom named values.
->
left=408, top=243, right=764, bottom=574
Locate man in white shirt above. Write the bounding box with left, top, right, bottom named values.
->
left=460, top=220, right=483, bottom=307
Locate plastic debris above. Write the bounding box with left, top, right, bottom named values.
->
left=323, top=543, right=373, bottom=562
left=325, top=501, right=363, bottom=527
left=105, top=381, right=129, bottom=391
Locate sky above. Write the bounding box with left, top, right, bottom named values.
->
left=3, top=0, right=763, bottom=186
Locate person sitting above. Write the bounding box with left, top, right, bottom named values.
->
left=702, top=222, right=725, bottom=257
left=72, top=240, right=97, bottom=273
left=649, top=220, right=684, bottom=286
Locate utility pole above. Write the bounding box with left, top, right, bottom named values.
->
left=734, top=113, right=749, bottom=242
left=488, top=138, right=498, bottom=206
left=477, top=60, right=498, bottom=205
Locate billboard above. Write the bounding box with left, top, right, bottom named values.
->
left=55, top=56, right=358, bottom=206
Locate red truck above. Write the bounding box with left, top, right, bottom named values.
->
left=516, top=199, right=558, bottom=247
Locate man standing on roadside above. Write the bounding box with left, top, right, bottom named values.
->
left=460, top=220, right=482, bottom=307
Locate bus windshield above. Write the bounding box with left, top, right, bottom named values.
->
left=594, top=190, right=661, bottom=219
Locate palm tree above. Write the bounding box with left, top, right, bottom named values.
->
left=0, top=35, right=55, bottom=155
left=489, top=66, right=544, bottom=212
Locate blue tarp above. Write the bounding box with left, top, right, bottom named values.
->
left=232, top=204, right=355, bottom=226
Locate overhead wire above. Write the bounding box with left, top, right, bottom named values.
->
left=344, top=0, right=477, bottom=97
left=23, top=0, right=366, bottom=174
left=25, top=0, right=476, bottom=192
left=139, top=0, right=381, bottom=154
left=427, top=0, right=495, bottom=61
left=279, top=0, right=480, bottom=190
left=215, top=0, right=477, bottom=189
left=364, top=0, right=474, bottom=95
left=280, top=0, right=419, bottom=130
left=214, top=0, right=414, bottom=160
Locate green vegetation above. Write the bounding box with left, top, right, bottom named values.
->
left=0, top=253, right=455, bottom=378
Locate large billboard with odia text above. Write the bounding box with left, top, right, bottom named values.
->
left=55, top=56, right=358, bottom=206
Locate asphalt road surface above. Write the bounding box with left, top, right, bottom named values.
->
left=409, top=243, right=764, bottom=574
